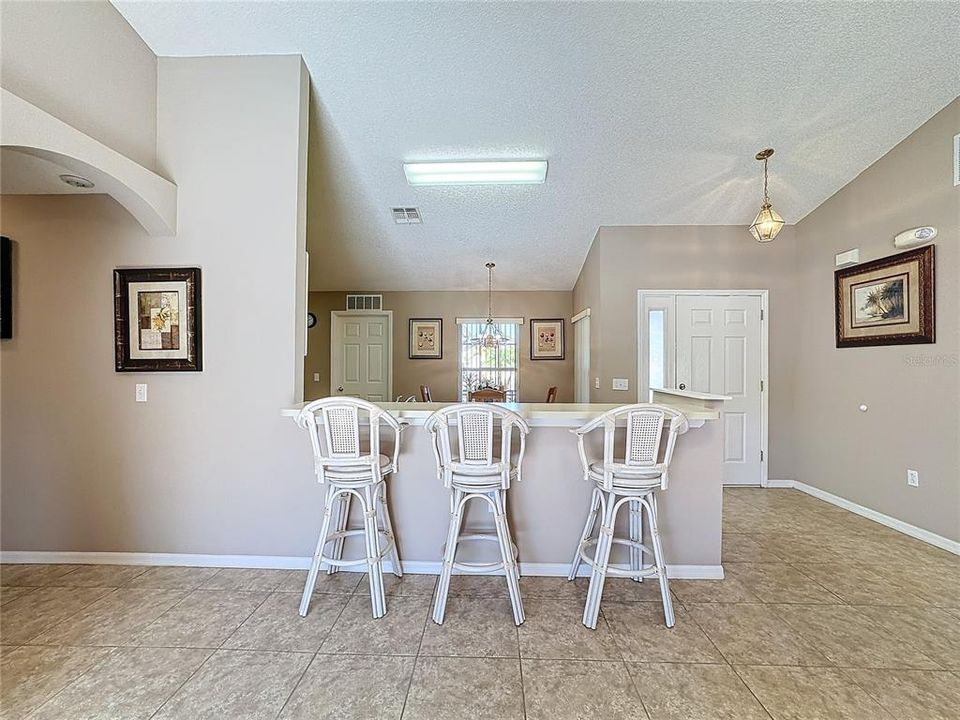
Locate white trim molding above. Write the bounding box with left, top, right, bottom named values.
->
left=571, top=308, right=591, bottom=323
left=767, top=480, right=960, bottom=555
left=0, top=551, right=724, bottom=579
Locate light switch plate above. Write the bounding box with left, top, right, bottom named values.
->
left=313, top=373, right=320, bottom=382
left=135, top=384, right=148, bottom=402
left=612, top=378, right=629, bottom=391
left=594, top=378, right=600, bottom=389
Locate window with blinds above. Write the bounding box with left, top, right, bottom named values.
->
left=458, top=322, right=520, bottom=402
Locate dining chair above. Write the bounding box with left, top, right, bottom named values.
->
left=469, top=388, right=507, bottom=402
left=420, top=385, right=432, bottom=402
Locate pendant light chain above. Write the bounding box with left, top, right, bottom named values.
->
left=763, top=156, right=769, bottom=204
left=486, top=262, right=494, bottom=323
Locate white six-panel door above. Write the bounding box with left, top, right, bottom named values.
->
left=330, top=311, right=392, bottom=402
left=676, top=295, right=763, bottom=485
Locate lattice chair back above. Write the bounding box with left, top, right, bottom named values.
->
left=425, top=403, right=530, bottom=489
left=295, top=397, right=403, bottom=483
left=572, top=404, right=689, bottom=491
left=625, top=409, right=666, bottom=466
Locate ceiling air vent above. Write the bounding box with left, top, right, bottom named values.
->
left=391, top=207, right=422, bottom=224
left=346, top=294, right=383, bottom=310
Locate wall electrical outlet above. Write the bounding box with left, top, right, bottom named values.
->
left=313, top=373, right=321, bottom=382
left=906, top=469, right=919, bottom=487
left=135, top=384, right=148, bottom=402
left=612, top=378, right=629, bottom=391
left=594, top=377, right=600, bottom=389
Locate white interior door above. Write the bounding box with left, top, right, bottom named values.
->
left=331, top=312, right=392, bottom=401
left=676, top=295, right=763, bottom=485
left=573, top=314, right=590, bottom=403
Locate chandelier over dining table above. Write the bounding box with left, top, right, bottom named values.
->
left=469, top=262, right=507, bottom=347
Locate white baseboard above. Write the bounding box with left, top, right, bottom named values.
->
left=0, top=550, right=724, bottom=580
left=762, top=479, right=960, bottom=556
left=765, top=478, right=795, bottom=489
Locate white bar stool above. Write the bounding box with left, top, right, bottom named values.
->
left=424, top=403, right=530, bottom=626
left=568, top=404, right=689, bottom=629
left=295, top=398, right=405, bottom=619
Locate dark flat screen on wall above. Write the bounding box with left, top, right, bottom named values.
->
left=1, top=236, right=12, bottom=339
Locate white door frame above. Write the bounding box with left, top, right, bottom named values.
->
left=330, top=310, right=394, bottom=400
left=572, top=308, right=591, bottom=404
left=636, top=289, right=769, bottom=487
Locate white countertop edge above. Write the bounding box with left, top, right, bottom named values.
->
left=650, top=387, right=732, bottom=401
left=281, top=401, right=717, bottom=428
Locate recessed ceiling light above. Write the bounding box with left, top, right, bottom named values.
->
left=59, top=174, right=95, bottom=189
left=403, top=160, right=547, bottom=186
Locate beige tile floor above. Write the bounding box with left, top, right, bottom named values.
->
left=1, top=488, right=958, bottom=719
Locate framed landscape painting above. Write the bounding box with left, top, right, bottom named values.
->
left=114, top=267, right=202, bottom=371
left=531, top=318, right=564, bottom=360
left=409, top=318, right=442, bottom=359
left=834, top=246, right=934, bottom=348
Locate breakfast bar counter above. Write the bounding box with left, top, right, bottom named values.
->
left=281, top=397, right=726, bottom=578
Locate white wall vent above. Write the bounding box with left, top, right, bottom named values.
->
left=391, top=207, right=422, bottom=224
left=954, top=133, right=959, bottom=187
left=346, top=294, right=383, bottom=310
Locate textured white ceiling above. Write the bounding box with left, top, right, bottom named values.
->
left=114, top=1, right=960, bottom=291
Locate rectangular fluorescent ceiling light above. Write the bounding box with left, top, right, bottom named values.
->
left=403, top=160, right=547, bottom=186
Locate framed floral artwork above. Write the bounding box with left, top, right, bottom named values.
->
left=834, top=246, right=934, bottom=348
left=409, top=318, right=442, bottom=359
left=114, top=267, right=202, bottom=371
left=530, top=318, right=564, bottom=360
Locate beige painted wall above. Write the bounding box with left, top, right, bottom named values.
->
left=793, top=97, right=959, bottom=541
left=0, top=55, right=312, bottom=554
left=573, top=225, right=799, bottom=479
left=0, top=0, right=158, bottom=170
left=306, top=291, right=574, bottom=402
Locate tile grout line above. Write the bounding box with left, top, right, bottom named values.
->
left=603, top=605, right=655, bottom=720
left=728, top=664, right=778, bottom=720
left=516, top=622, right=527, bottom=720
left=273, top=584, right=355, bottom=719
left=20, top=645, right=123, bottom=720
left=398, top=592, right=433, bottom=719
left=18, top=585, right=123, bottom=646
left=145, top=646, right=218, bottom=720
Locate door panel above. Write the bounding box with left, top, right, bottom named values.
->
left=332, top=313, right=391, bottom=401
left=677, top=295, right=762, bottom=485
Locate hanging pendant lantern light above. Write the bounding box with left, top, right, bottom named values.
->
left=470, top=262, right=506, bottom=347
left=749, top=148, right=785, bottom=243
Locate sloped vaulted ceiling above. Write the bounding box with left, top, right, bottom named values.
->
left=114, top=1, right=960, bottom=290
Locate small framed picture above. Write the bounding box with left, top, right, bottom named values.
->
left=114, top=267, right=202, bottom=371
left=530, top=318, right=564, bottom=360
left=835, top=245, right=934, bottom=348
left=409, top=318, right=442, bottom=359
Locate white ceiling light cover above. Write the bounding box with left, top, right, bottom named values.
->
left=403, top=160, right=547, bottom=186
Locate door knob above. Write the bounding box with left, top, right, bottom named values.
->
left=337, top=386, right=344, bottom=392
left=678, top=383, right=686, bottom=390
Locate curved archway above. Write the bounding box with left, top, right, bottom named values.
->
left=1, top=89, right=177, bottom=236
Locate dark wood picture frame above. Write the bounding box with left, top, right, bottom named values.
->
left=114, top=267, right=202, bottom=371
left=834, top=245, right=934, bottom=348
left=409, top=318, right=443, bottom=359
left=1, top=236, right=12, bottom=340
left=530, top=318, right=565, bottom=360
